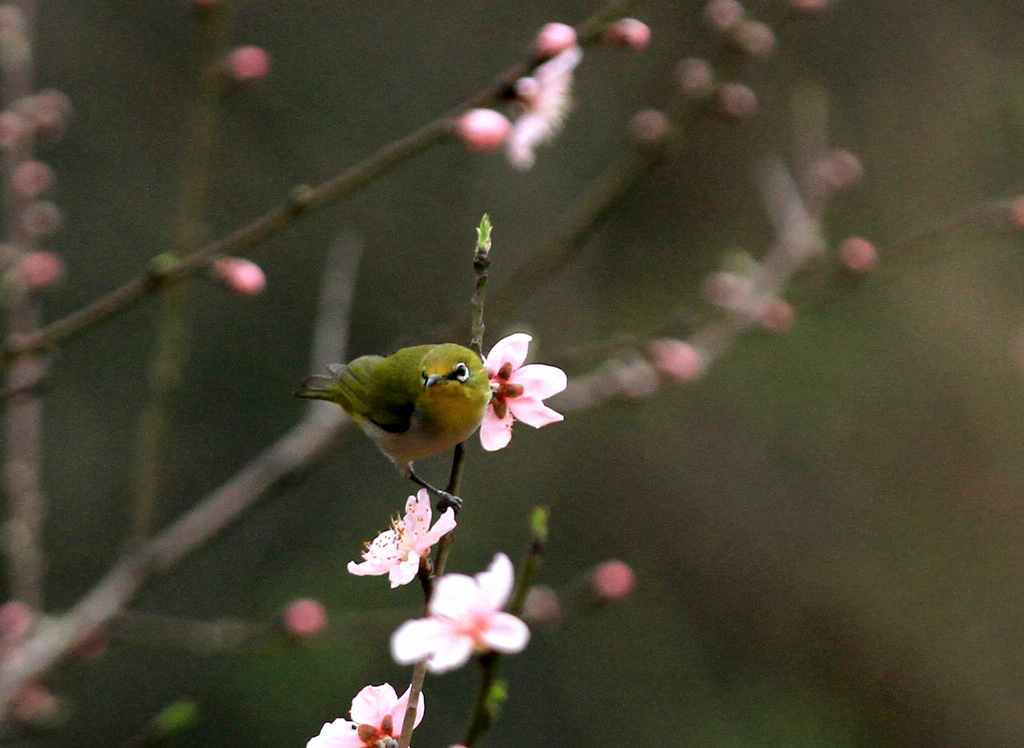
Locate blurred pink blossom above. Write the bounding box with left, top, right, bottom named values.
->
left=456, top=108, right=511, bottom=153
left=533, top=22, right=577, bottom=59
left=480, top=333, right=567, bottom=451
left=604, top=18, right=651, bottom=50
left=307, top=683, right=423, bottom=748
left=391, top=553, right=530, bottom=673
left=283, top=598, right=328, bottom=639
left=348, top=489, right=456, bottom=588
left=227, top=45, right=271, bottom=82
left=507, top=46, right=582, bottom=170
left=213, top=256, right=266, bottom=297
left=591, top=559, right=635, bottom=601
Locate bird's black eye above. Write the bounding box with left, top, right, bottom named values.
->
left=451, top=362, right=470, bottom=383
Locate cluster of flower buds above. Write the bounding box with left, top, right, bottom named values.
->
left=456, top=16, right=651, bottom=169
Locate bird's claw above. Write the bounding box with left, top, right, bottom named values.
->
left=435, top=491, right=463, bottom=513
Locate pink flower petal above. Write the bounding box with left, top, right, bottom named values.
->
left=510, top=363, right=567, bottom=399
left=389, top=686, right=425, bottom=733
left=423, top=627, right=476, bottom=673
left=388, top=553, right=422, bottom=588
left=420, top=507, right=457, bottom=549
left=349, top=683, right=399, bottom=726
left=306, top=718, right=363, bottom=748
left=428, top=574, right=480, bottom=620
left=475, top=553, right=515, bottom=612
left=506, top=396, right=564, bottom=429
left=391, top=617, right=448, bottom=665
left=481, top=612, right=531, bottom=654
left=479, top=408, right=514, bottom=451
left=483, top=333, right=532, bottom=374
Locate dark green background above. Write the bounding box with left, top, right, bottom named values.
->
left=17, top=0, right=1024, bottom=745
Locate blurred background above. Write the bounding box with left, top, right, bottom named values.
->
left=14, top=0, right=1024, bottom=745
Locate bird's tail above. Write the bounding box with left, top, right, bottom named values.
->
left=294, top=373, right=340, bottom=401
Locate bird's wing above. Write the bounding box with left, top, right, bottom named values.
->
left=340, top=354, right=417, bottom=433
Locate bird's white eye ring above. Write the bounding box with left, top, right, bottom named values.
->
left=453, top=362, right=470, bottom=383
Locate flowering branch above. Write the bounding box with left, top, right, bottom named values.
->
left=0, top=0, right=647, bottom=373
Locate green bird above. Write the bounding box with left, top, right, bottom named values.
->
left=296, top=343, right=492, bottom=507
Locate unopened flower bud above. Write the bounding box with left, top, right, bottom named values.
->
left=534, top=22, right=577, bottom=60
left=759, top=298, right=795, bottom=333
left=648, top=338, right=706, bottom=383
left=71, top=628, right=109, bottom=662
left=677, top=58, right=715, bottom=98
left=603, top=18, right=651, bottom=51
left=790, top=0, right=830, bottom=11
left=522, top=584, right=562, bottom=626
left=716, top=82, right=758, bottom=118
left=226, top=45, right=271, bottom=83
left=213, top=256, right=266, bottom=297
left=21, top=89, right=72, bottom=142
left=0, top=600, right=34, bottom=641
left=20, top=200, right=62, bottom=239
left=704, top=0, right=745, bottom=31
left=630, top=109, right=670, bottom=144
left=0, top=109, right=28, bottom=147
left=10, top=160, right=54, bottom=201
left=10, top=683, right=61, bottom=728
left=838, top=236, right=878, bottom=273
left=282, top=598, right=327, bottom=640
left=611, top=358, right=659, bottom=398
left=731, top=20, right=776, bottom=58
left=20, top=251, right=63, bottom=291
left=812, top=149, right=864, bottom=193
left=591, top=560, right=635, bottom=602
left=456, top=108, right=511, bottom=153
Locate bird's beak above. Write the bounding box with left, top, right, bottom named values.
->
left=424, top=373, right=443, bottom=388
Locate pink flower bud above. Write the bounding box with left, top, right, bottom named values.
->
left=591, top=560, right=635, bottom=602
left=677, top=58, right=715, bottom=98
left=522, top=584, right=562, bottom=626
left=603, top=18, right=651, bottom=51
left=760, top=299, right=796, bottom=333
left=534, top=22, right=578, bottom=60
left=790, top=0, right=830, bottom=11
left=812, top=149, right=864, bottom=193
left=20, top=200, right=63, bottom=239
left=839, top=236, right=878, bottom=273
left=648, top=338, right=706, bottom=383
left=630, top=109, right=670, bottom=144
left=213, top=256, right=266, bottom=297
left=20, top=251, right=64, bottom=291
left=0, top=110, right=28, bottom=147
left=705, top=0, right=745, bottom=31
left=456, top=108, right=511, bottom=153
left=10, top=160, right=54, bottom=201
left=226, top=45, right=271, bottom=83
left=716, top=82, right=758, bottom=118
left=1006, top=196, right=1024, bottom=230
left=611, top=358, right=659, bottom=398
left=732, top=20, right=776, bottom=59
left=21, top=90, right=72, bottom=141
left=10, top=683, right=60, bottom=727
left=0, top=600, right=34, bottom=641
left=71, top=628, right=109, bottom=662
left=282, top=598, right=327, bottom=639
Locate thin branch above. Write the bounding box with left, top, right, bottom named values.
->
left=0, top=233, right=362, bottom=720
left=2, top=0, right=46, bottom=609
left=0, top=0, right=643, bottom=372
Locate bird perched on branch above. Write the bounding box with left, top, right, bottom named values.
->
left=296, top=343, right=491, bottom=508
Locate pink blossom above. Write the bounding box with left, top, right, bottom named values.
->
left=533, top=22, right=577, bottom=60
left=591, top=559, right=635, bottom=601
left=391, top=553, right=530, bottom=673
left=226, top=45, right=271, bottom=83
left=480, top=333, right=567, bottom=452
left=456, top=108, right=511, bottom=153
left=507, top=46, right=582, bottom=170
left=307, top=683, right=423, bottom=748
left=348, top=489, right=456, bottom=588
left=282, top=598, right=328, bottom=639
left=213, top=256, right=266, bottom=297
left=603, top=18, right=651, bottom=51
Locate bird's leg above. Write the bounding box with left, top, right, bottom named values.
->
left=408, top=468, right=463, bottom=513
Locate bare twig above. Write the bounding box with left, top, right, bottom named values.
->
left=0, top=233, right=361, bottom=719
left=2, top=0, right=46, bottom=609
